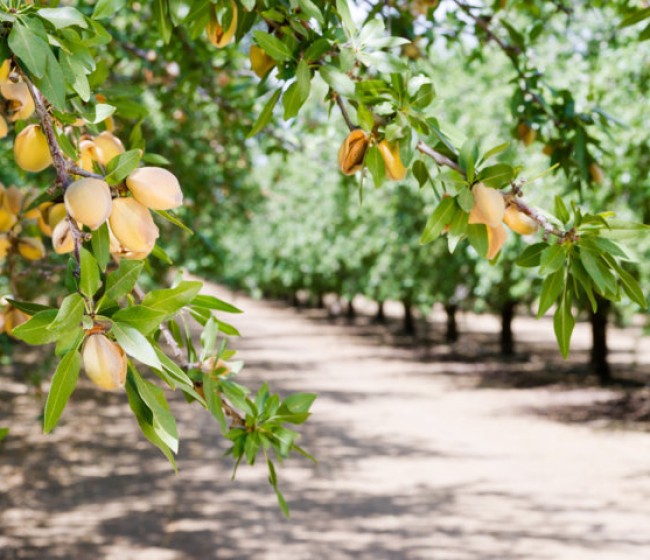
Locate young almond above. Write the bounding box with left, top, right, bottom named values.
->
left=503, top=205, right=539, bottom=236
left=14, top=125, right=52, bottom=173
left=206, top=0, right=238, bottom=48
left=378, top=140, right=407, bottom=180
left=82, top=334, right=127, bottom=390
left=92, top=131, right=125, bottom=166
left=1, top=81, right=35, bottom=121
left=468, top=183, right=506, bottom=228
left=109, top=197, right=159, bottom=254
left=64, top=178, right=113, bottom=231
left=338, top=130, right=369, bottom=175
left=52, top=219, right=75, bottom=254
left=126, top=167, right=183, bottom=210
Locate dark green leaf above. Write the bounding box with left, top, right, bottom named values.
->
left=420, top=197, right=456, bottom=245
left=247, top=89, right=281, bottom=138
left=79, top=249, right=101, bottom=298
left=43, top=350, right=81, bottom=433
left=104, top=149, right=142, bottom=185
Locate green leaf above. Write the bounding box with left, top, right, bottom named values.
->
left=619, top=8, right=650, bottom=28
left=153, top=0, right=173, bottom=43
left=104, top=149, right=142, bottom=185
left=47, top=293, right=85, bottom=334
left=419, top=197, right=456, bottom=245
left=12, top=310, right=59, bottom=345
left=33, top=48, right=67, bottom=111
left=37, top=7, right=88, bottom=30
left=480, top=142, right=510, bottom=163
left=247, top=89, right=281, bottom=138
left=103, top=260, right=144, bottom=302
left=125, top=373, right=177, bottom=470
left=554, top=287, right=575, bottom=359
left=0, top=427, right=8, bottom=442
left=365, top=145, right=385, bottom=188
left=539, top=244, right=566, bottom=275
left=282, top=82, right=304, bottom=120
left=9, top=20, right=49, bottom=78
left=253, top=31, right=294, bottom=61
left=203, top=372, right=228, bottom=434
left=516, top=242, right=549, bottom=267
left=283, top=393, right=317, bottom=414
left=112, top=306, right=168, bottom=336
left=412, top=160, right=431, bottom=189
left=191, top=294, right=243, bottom=314
left=297, top=0, right=324, bottom=24
left=112, top=322, right=162, bottom=370
left=92, top=0, right=127, bottom=19
left=554, top=195, right=570, bottom=224
left=537, top=269, right=564, bottom=318
left=152, top=210, right=193, bottom=235
left=43, top=350, right=81, bottom=433
left=467, top=224, right=488, bottom=257
left=142, top=281, right=203, bottom=316
left=79, top=249, right=101, bottom=299
left=319, top=66, right=355, bottom=97
left=477, top=163, right=515, bottom=188
left=130, top=368, right=178, bottom=453
left=602, top=255, right=647, bottom=309
left=336, top=0, right=356, bottom=38
left=6, top=299, right=53, bottom=315
left=91, top=223, right=110, bottom=272
left=580, top=249, right=616, bottom=295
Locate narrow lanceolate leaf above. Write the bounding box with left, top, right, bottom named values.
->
left=420, top=197, right=456, bottom=245
left=191, top=294, right=243, bottom=314
left=43, top=350, right=81, bottom=433
left=104, top=149, right=141, bottom=185
left=130, top=368, right=178, bottom=453
left=143, top=281, right=203, bottom=315
left=47, top=293, right=85, bottom=333
left=602, top=254, right=648, bottom=309
left=91, top=223, right=111, bottom=272
left=8, top=20, right=48, bottom=78
left=253, top=31, right=294, bottom=61
left=33, top=48, right=67, bottom=110
left=516, top=242, right=549, bottom=268
left=125, top=373, right=177, bottom=470
left=537, top=268, right=564, bottom=318
left=112, top=305, right=168, bottom=336
left=553, top=288, right=575, bottom=360
left=247, top=89, right=282, bottom=138
left=92, top=0, right=127, bottom=19
left=79, top=249, right=101, bottom=298
left=12, top=310, right=59, bottom=345
left=103, top=260, right=144, bottom=302
left=37, top=7, right=88, bottom=30
left=112, top=322, right=162, bottom=371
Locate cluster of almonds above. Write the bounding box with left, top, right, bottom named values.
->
left=0, top=184, right=47, bottom=261
left=338, top=129, right=407, bottom=181
left=468, top=183, right=538, bottom=259
left=58, top=166, right=183, bottom=260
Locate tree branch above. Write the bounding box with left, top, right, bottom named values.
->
left=334, top=93, right=355, bottom=131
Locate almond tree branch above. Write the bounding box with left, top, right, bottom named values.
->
left=20, top=68, right=88, bottom=275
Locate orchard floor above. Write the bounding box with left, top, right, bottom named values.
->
left=1, top=282, right=650, bottom=560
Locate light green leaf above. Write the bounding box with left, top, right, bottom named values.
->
left=9, top=20, right=48, bottom=78
left=247, top=89, right=281, bottom=138
left=554, top=288, right=575, bottom=359
left=12, top=310, right=59, bottom=345
left=420, top=197, right=456, bottom=245
left=37, top=7, right=88, bottom=30
left=112, top=306, right=168, bottom=336
left=103, top=260, right=144, bottom=302
left=47, top=293, right=85, bottom=334
left=79, top=249, right=101, bottom=299
left=253, top=31, right=294, bottom=61
left=112, top=322, right=162, bottom=370
left=92, top=0, right=127, bottom=19
left=104, top=149, right=142, bottom=185
left=143, top=281, right=203, bottom=316
left=537, top=269, right=564, bottom=318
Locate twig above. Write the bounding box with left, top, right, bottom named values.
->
left=416, top=140, right=462, bottom=172
left=334, top=93, right=355, bottom=131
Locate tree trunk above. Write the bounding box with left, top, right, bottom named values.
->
left=291, top=292, right=300, bottom=307
left=403, top=301, right=416, bottom=336
left=445, top=304, right=458, bottom=343
left=500, top=300, right=516, bottom=356
left=375, top=301, right=386, bottom=324
left=316, top=292, right=325, bottom=309
left=346, top=299, right=356, bottom=320
left=590, top=297, right=612, bottom=386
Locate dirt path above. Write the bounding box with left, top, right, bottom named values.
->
left=1, top=284, right=649, bottom=560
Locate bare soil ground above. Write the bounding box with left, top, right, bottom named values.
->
left=1, top=283, right=649, bottom=560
